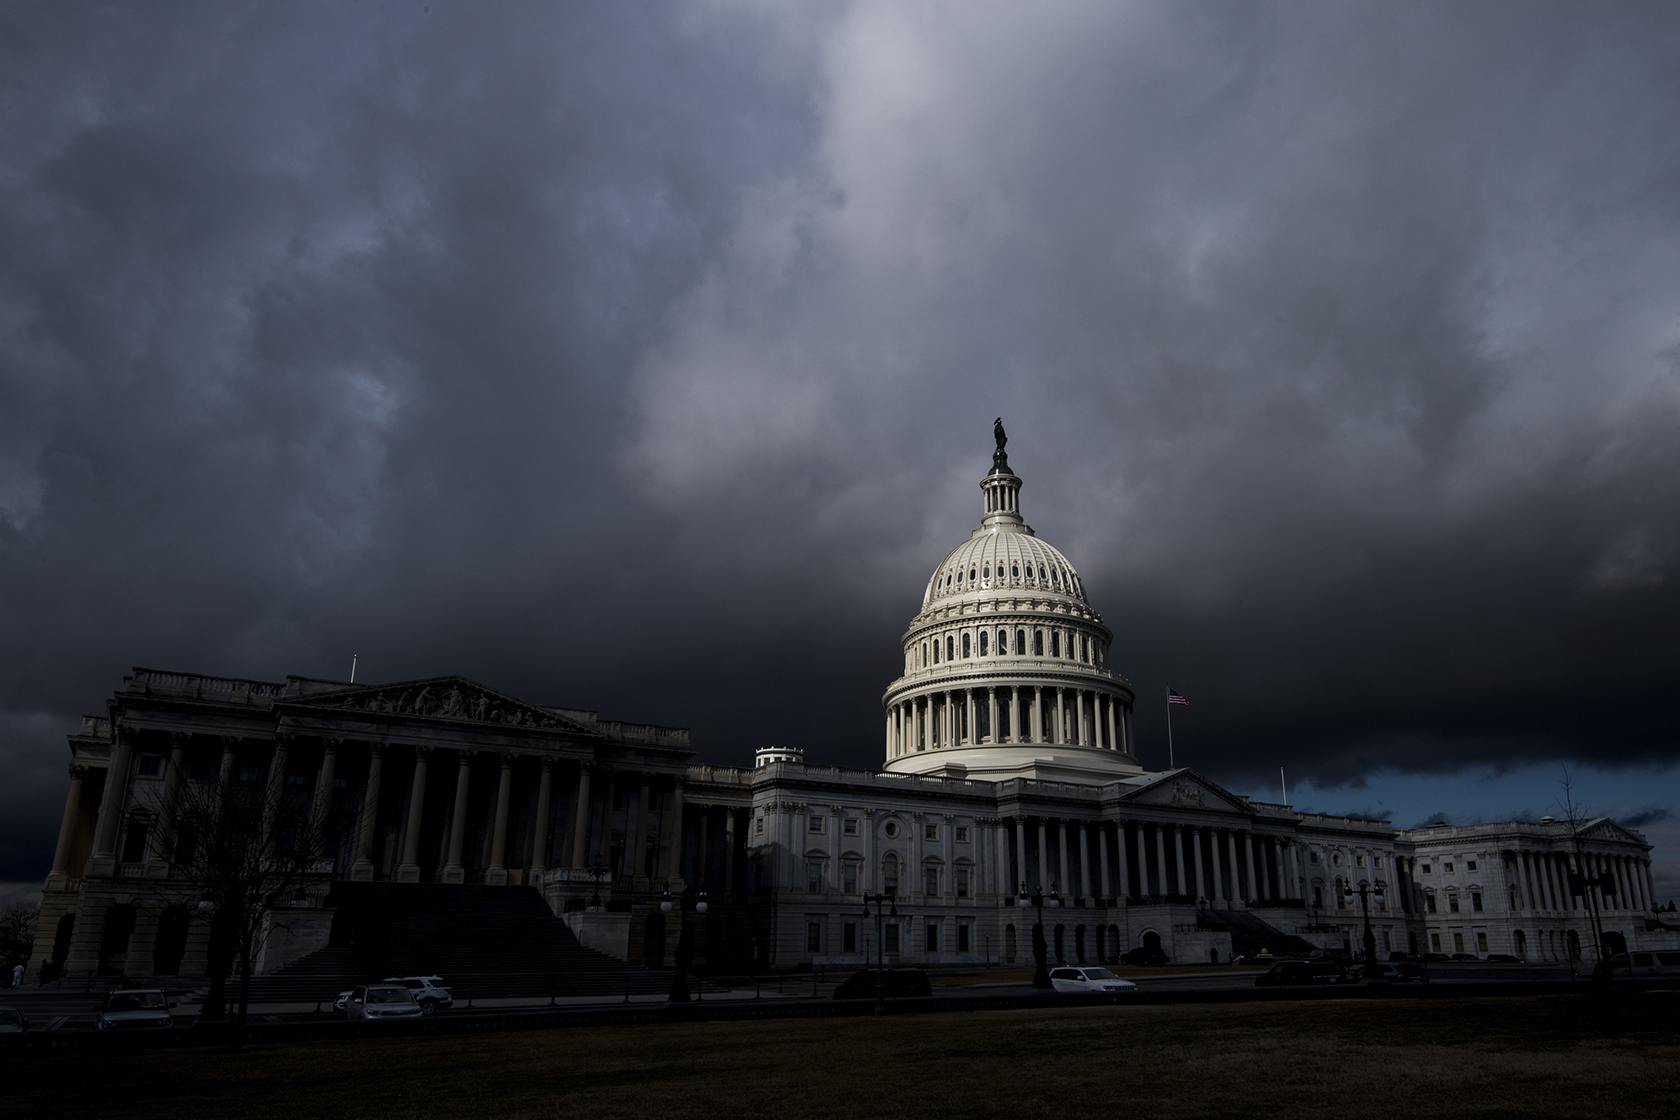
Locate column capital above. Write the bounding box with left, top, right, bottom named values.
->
left=117, top=725, right=144, bottom=747
left=321, top=735, right=343, bottom=750
left=368, top=742, right=386, bottom=759
left=540, top=755, right=555, bottom=772
left=412, top=744, right=434, bottom=758
left=69, top=763, right=89, bottom=780
left=272, top=732, right=296, bottom=748
left=498, top=752, right=515, bottom=768
left=170, top=731, right=193, bottom=749
left=457, top=748, right=478, bottom=763
left=219, top=735, right=241, bottom=750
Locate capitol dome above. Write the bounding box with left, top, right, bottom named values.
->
left=881, top=426, right=1140, bottom=783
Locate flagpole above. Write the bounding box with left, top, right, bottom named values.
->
left=1280, top=766, right=1287, bottom=806
left=1166, top=689, right=1174, bottom=769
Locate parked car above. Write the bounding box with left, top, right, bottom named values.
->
left=1234, top=952, right=1278, bottom=966
left=1254, top=961, right=1349, bottom=987
left=1387, top=952, right=1421, bottom=963
left=1483, top=954, right=1520, bottom=963
left=1607, top=951, right=1680, bottom=979
left=96, top=989, right=175, bottom=1030
left=382, top=976, right=454, bottom=1014
left=342, top=984, right=424, bottom=1021
left=832, top=968, right=932, bottom=999
left=1370, top=963, right=1430, bottom=984
left=1308, top=948, right=1354, bottom=966
left=0, top=1007, right=28, bottom=1033
left=1049, top=967, right=1138, bottom=995
left=1119, top=946, right=1170, bottom=966
left=1420, top=952, right=1452, bottom=963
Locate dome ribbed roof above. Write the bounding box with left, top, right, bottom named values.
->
left=921, top=532, right=1086, bottom=609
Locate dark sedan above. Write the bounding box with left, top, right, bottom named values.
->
left=833, top=969, right=932, bottom=999
left=1254, top=961, right=1349, bottom=986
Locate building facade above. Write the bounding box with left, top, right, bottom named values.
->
left=29, top=440, right=1677, bottom=983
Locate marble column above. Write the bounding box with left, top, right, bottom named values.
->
left=397, top=747, right=431, bottom=882
left=1106, top=698, right=1118, bottom=752
left=1243, top=833, right=1258, bottom=904
left=350, top=745, right=384, bottom=881
left=1014, top=817, right=1027, bottom=892
left=309, top=738, right=339, bottom=840
left=486, top=754, right=514, bottom=885
left=1032, top=687, right=1044, bottom=744
left=1208, top=828, right=1224, bottom=906
left=1078, top=691, right=1089, bottom=746
left=1116, top=821, right=1130, bottom=899
left=1192, top=827, right=1207, bottom=900
left=966, top=690, right=977, bottom=745
left=1037, top=819, right=1049, bottom=892
left=1057, top=820, right=1070, bottom=894
left=89, top=728, right=138, bottom=869
left=986, top=687, right=998, bottom=744
left=570, top=764, right=594, bottom=869
left=47, top=764, right=89, bottom=888
left=530, top=759, right=555, bottom=879
left=146, top=733, right=189, bottom=870
left=1173, top=825, right=1187, bottom=896
left=1055, top=690, right=1066, bottom=744
left=1098, top=823, right=1111, bottom=901
left=442, top=750, right=474, bottom=884
left=1154, top=825, right=1168, bottom=897
left=259, top=734, right=291, bottom=854
left=1227, top=831, right=1242, bottom=906
left=1078, top=822, right=1092, bottom=901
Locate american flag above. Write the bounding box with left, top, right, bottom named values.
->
left=1167, top=686, right=1189, bottom=707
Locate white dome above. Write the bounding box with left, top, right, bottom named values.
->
left=923, top=531, right=1087, bottom=610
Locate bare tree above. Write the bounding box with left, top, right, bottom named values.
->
left=155, top=753, right=357, bottom=1034
left=0, top=899, right=39, bottom=974
left=1555, top=766, right=1608, bottom=970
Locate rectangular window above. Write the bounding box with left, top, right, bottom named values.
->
left=956, top=868, right=971, bottom=898
left=1444, top=862, right=1454, bottom=873
left=809, top=815, right=825, bottom=833
left=843, top=923, right=857, bottom=952
left=1476, top=932, right=1489, bottom=954
left=807, top=923, right=822, bottom=952
left=1312, top=885, right=1323, bottom=908
left=1467, top=860, right=1477, bottom=872
left=925, top=923, right=940, bottom=953
left=137, top=755, right=163, bottom=777
left=1448, top=894, right=1460, bottom=913
left=1471, top=891, right=1483, bottom=912
left=1421, top=864, right=1432, bottom=875
left=842, top=863, right=858, bottom=894
left=1373, top=856, right=1383, bottom=869
left=238, top=763, right=262, bottom=783
left=1453, top=932, right=1465, bottom=954
left=925, top=867, right=939, bottom=896
left=1430, top=932, right=1441, bottom=953
left=806, top=860, right=823, bottom=893
left=955, top=826, right=969, bottom=843
left=884, top=923, right=900, bottom=953
left=120, top=821, right=148, bottom=863
left=1426, top=894, right=1438, bottom=913
left=924, top=823, right=938, bottom=841
left=1356, top=855, right=1366, bottom=868
left=755, top=816, right=764, bottom=835
left=843, top=818, right=859, bottom=836
left=957, top=923, right=971, bottom=953
left=1382, top=931, right=1392, bottom=952
left=1310, top=852, right=1320, bottom=864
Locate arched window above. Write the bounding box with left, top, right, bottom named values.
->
left=1052, top=569, right=1060, bottom=586
left=997, top=629, right=1008, bottom=654
left=1080, top=636, right=1089, bottom=662
left=979, top=631, right=989, bottom=656
left=922, top=642, right=929, bottom=667
left=1034, top=630, right=1044, bottom=655
left=962, top=632, right=972, bottom=658
left=957, top=569, right=964, bottom=584
left=884, top=853, right=900, bottom=896
left=983, top=565, right=990, bottom=579
left=933, top=640, right=941, bottom=664
left=1012, top=563, right=1019, bottom=578
left=1051, top=632, right=1060, bottom=657
left=1038, top=565, right=1047, bottom=580
left=969, top=568, right=976, bottom=581
left=946, top=636, right=954, bottom=661
left=1017, top=628, right=1026, bottom=654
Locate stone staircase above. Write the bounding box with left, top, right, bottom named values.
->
left=1204, top=907, right=1318, bottom=959
left=220, top=883, right=700, bottom=1004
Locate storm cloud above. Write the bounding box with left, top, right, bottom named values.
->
left=3, top=1, right=1679, bottom=882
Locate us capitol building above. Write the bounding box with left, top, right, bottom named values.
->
left=29, top=431, right=1675, bottom=982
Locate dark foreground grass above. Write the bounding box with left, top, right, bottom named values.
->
left=10, top=993, right=1678, bottom=1119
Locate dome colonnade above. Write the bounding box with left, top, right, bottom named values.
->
left=881, top=435, right=1138, bottom=782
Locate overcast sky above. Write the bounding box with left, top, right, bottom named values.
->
left=3, top=1, right=1678, bottom=893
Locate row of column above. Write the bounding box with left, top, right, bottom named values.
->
left=67, top=728, right=686, bottom=888
left=1512, top=848, right=1658, bottom=914
left=886, top=686, right=1132, bottom=757
left=1001, top=817, right=1301, bottom=908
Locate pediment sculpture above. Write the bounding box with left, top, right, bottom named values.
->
left=306, top=678, right=591, bottom=733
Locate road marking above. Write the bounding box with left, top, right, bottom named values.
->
left=46, top=1016, right=68, bottom=1031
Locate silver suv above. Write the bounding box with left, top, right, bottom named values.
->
left=382, top=975, right=453, bottom=1015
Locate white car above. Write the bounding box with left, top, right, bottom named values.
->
left=342, top=984, right=424, bottom=1021
left=0, top=1006, right=28, bottom=1033
left=1049, top=967, right=1138, bottom=994
left=382, top=975, right=454, bottom=1014
left=96, top=989, right=175, bottom=1030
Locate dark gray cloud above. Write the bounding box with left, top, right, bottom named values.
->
left=4, top=1, right=1680, bottom=881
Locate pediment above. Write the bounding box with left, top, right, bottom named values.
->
left=1120, top=770, right=1250, bottom=814
left=296, top=677, right=596, bottom=736
left=1579, top=817, right=1649, bottom=847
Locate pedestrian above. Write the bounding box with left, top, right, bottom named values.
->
left=10, top=962, right=21, bottom=987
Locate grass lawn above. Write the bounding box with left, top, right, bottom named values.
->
left=12, top=993, right=1677, bottom=1119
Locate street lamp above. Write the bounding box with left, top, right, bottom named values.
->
left=660, top=885, right=708, bottom=1002
left=860, top=887, right=898, bottom=1017
left=1017, top=882, right=1061, bottom=989
left=587, top=862, right=609, bottom=910
left=1341, top=881, right=1386, bottom=979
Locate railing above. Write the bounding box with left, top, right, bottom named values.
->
left=1127, top=893, right=1198, bottom=906
left=129, top=668, right=286, bottom=701
left=1247, top=898, right=1306, bottom=909
left=536, top=868, right=613, bottom=886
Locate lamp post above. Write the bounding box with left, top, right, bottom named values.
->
left=1017, top=882, right=1061, bottom=989
left=1341, top=881, right=1385, bottom=979
left=587, top=862, right=609, bottom=910
left=860, top=887, right=898, bottom=1016
left=660, top=885, right=708, bottom=1002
